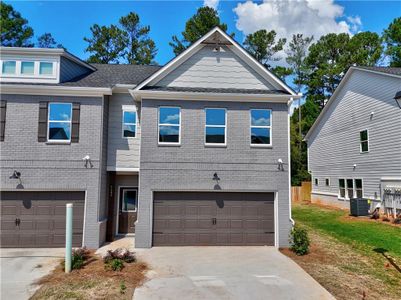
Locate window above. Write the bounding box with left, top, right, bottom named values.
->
left=325, top=178, right=330, bottom=186
left=21, top=61, right=35, bottom=75
left=346, top=179, right=354, bottom=199
left=360, top=130, right=369, bottom=153
left=250, top=109, right=271, bottom=145
left=339, top=179, right=346, bottom=198
left=120, top=188, right=137, bottom=212
left=158, top=107, right=180, bottom=144
left=2, top=61, right=16, bottom=74
left=122, top=110, right=136, bottom=138
left=355, top=179, right=363, bottom=198
left=39, top=62, right=53, bottom=75
left=48, top=103, right=72, bottom=142
left=205, top=108, right=226, bottom=145
left=314, top=178, right=318, bottom=186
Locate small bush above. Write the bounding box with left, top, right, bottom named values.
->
left=289, top=226, right=310, bottom=256
left=63, top=247, right=90, bottom=270
left=394, top=217, right=401, bottom=225
left=105, top=258, right=124, bottom=271
left=103, top=248, right=136, bottom=264
left=120, top=281, right=127, bottom=294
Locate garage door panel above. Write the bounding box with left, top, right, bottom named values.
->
left=153, top=192, right=274, bottom=246
left=0, top=191, right=85, bottom=248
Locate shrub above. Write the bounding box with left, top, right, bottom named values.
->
left=289, top=226, right=310, bottom=256
left=120, top=281, right=127, bottom=294
left=63, top=247, right=90, bottom=270
left=394, top=217, right=401, bottom=225
left=103, top=248, right=136, bottom=264
left=105, top=258, right=124, bottom=271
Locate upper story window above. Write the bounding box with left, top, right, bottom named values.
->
left=122, top=110, right=137, bottom=138
left=250, top=109, right=271, bottom=146
left=21, top=61, right=35, bottom=75
left=2, top=61, right=16, bottom=74
left=48, top=103, right=72, bottom=142
left=39, top=62, right=54, bottom=75
left=360, top=130, right=369, bottom=153
left=205, top=108, right=226, bottom=145
left=158, top=107, right=180, bottom=144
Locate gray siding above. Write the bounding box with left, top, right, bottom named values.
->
left=0, top=94, right=105, bottom=248
left=157, top=45, right=275, bottom=90
left=135, top=99, right=292, bottom=248
left=308, top=69, right=401, bottom=204
left=60, top=57, right=91, bottom=83
left=107, top=93, right=140, bottom=169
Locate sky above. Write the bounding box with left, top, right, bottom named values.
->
left=8, top=0, right=401, bottom=66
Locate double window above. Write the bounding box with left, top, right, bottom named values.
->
left=205, top=108, right=226, bottom=145
left=339, top=178, right=363, bottom=199
left=250, top=109, right=271, bottom=145
left=360, top=130, right=369, bottom=153
left=122, top=109, right=137, bottom=138
left=158, top=107, right=181, bottom=144
left=48, top=103, right=72, bottom=142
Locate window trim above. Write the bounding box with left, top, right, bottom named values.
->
left=204, top=107, right=227, bottom=147
left=122, top=108, right=137, bottom=139
left=47, top=102, right=73, bottom=143
left=120, top=187, right=138, bottom=213
left=314, top=178, right=318, bottom=186
left=325, top=178, right=330, bottom=187
left=338, top=178, right=346, bottom=199
left=338, top=178, right=364, bottom=200
left=1, top=60, right=17, bottom=75
left=359, top=129, right=369, bottom=153
left=20, top=61, right=35, bottom=76
left=39, top=61, right=55, bottom=77
left=158, top=106, right=181, bottom=146
left=354, top=178, right=364, bottom=198
left=250, top=108, right=272, bottom=147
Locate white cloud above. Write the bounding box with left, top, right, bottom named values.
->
left=234, top=0, right=362, bottom=44
left=204, top=0, right=219, bottom=10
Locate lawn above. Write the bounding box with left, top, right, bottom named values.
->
left=282, top=202, right=401, bottom=300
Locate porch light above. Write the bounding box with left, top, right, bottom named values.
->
left=213, top=172, right=220, bottom=182
left=277, top=159, right=284, bottom=171
left=395, top=91, right=401, bottom=109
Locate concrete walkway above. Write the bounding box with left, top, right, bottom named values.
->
left=0, top=248, right=64, bottom=300
left=134, top=247, right=334, bottom=300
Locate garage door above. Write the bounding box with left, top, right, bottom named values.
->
left=0, top=191, right=85, bottom=248
left=153, top=192, right=274, bottom=246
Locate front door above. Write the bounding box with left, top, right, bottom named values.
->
left=118, top=188, right=137, bottom=234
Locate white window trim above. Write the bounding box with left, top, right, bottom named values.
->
left=1, top=60, right=17, bottom=75
left=250, top=109, right=272, bottom=147
left=204, top=108, right=227, bottom=146
left=20, top=61, right=35, bottom=76
left=354, top=178, right=364, bottom=198
left=47, top=102, right=72, bottom=143
left=120, top=187, right=138, bottom=213
left=339, top=178, right=364, bottom=200
left=122, top=108, right=137, bottom=139
left=338, top=178, right=346, bottom=200
left=325, top=178, right=330, bottom=187
left=314, top=177, right=318, bottom=186
left=158, top=106, right=181, bottom=146
left=359, top=129, right=369, bottom=153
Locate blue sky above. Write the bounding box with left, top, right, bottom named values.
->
left=8, top=1, right=401, bottom=65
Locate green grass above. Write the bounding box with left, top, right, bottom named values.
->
left=292, top=204, right=401, bottom=259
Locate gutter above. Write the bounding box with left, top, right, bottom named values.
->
left=0, top=84, right=112, bottom=97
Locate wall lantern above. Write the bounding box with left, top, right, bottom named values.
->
left=395, top=91, right=401, bottom=109
left=277, top=159, right=284, bottom=171
left=213, top=172, right=220, bottom=182
left=10, top=170, right=22, bottom=184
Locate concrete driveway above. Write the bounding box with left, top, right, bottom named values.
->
left=0, top=248, right=64, bottom=300
left=134, top=247, right=334, bottom=300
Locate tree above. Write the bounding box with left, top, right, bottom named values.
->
left=170, top=6, right=228, bottom=56
left=1, top=2, right=33, bottom=47
left=347, top=31, right=383, bottom=67
left=119, top=12, right=157, bottom=64
left=243, top=29, right=286, bottom=68
left=37, top=33, right=64, bottom=49
left=383, top=17, right=401, bottom=67
left=84, top=24, right=127, bottom=64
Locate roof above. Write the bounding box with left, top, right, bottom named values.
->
left=142, top=86, right=290, bottom=95
left=305, top=66, right=401, bottom=141
left=0, top=64, right=162, bottom=88
left=356, top=66, right=401, bottom=77
left=134, top=26, right=298, bottom=97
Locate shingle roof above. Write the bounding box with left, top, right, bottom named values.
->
left=356, top=66, right=401, bottom=77
left=142, top=86, right=290, bottom=95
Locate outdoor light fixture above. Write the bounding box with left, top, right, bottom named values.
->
left=394, top=91, right=401, bottom=109
left=353, top=164, right=357, bottom=170
left=277, top=159, right=284, bottom=171
left=10, top=170, right=21, bottom=179
left=82, top=155, right=93, bottom=168
left=213, top=172, right=220, bottom=182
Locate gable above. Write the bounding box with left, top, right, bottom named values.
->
left=156, top=45, right=276, bottom=90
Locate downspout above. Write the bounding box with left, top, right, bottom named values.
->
left=288, top=97, right=295, bottom=227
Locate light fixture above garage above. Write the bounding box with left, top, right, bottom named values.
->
left=213, top=172, right=220, bottom=182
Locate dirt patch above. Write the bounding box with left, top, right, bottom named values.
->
left=30, top=251, right=148, bottom=300
left=281, top=230, right=401, bottom=300
left=342, top=214, right=401, bottom=228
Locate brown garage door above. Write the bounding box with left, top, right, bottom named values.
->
left=153, top=192, right=274, bottom=246
left=0, top=191, right=85, bottom=248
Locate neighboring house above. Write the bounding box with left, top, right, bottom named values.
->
left=0, top=27, right=300, bottom=249
left=305, top=66, right=401, bottom=214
